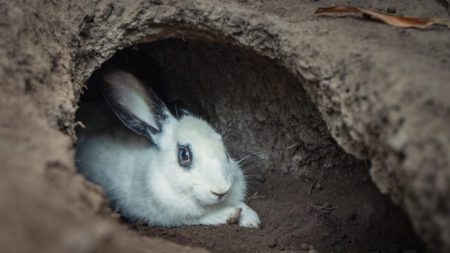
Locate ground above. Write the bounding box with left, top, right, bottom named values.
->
left=134, top=172, right=421, bottom=253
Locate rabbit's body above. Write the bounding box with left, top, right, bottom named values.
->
left=76, top=70, right=260, bottom=228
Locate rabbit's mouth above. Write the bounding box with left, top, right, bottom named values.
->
left=193, top=189, right=229, bottom=206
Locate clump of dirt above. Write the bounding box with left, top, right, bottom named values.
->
left=77, top=38, right=424, bottom=253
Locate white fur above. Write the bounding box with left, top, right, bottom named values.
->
left=76, top=79, right=260, bottom=228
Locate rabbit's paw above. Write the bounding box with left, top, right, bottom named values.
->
left=194, top=206, right=242, bottom=225
left=226, top=207, right=242, bottom=224
left=238, top=203, right=260, bottom=228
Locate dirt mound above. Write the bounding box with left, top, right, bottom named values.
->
left=1, top=1, right=449, bottom=253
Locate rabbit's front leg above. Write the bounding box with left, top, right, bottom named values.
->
left=192, top=204, right=260, bottom=228
left=191, top=206, right=242, bottom=226
left=237, top=202, right=260, bottom=228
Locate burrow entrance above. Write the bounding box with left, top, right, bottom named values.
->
left=76, top=38, right=423, bottom=253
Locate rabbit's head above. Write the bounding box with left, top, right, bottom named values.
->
left=99, top=69, right=240, bottom=206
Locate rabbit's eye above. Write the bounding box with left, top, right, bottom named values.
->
left=177, top=144, right=192, bottom=168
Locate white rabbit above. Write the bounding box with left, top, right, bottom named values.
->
left=75, top=69, right=260, bottom=228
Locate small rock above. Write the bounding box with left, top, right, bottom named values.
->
left=267, top=238, right=277, bottom=249
left=255, top=112, right=267, bottom=122
left=322, top=202, right=331, bottom=208
left=387, top=7, right=397, bottom=14
left=301, top=243, right=309, bottom=250
left=315, top=183, right=322, bottom=190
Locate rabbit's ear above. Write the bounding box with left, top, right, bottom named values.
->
left=167, top=100, right=192, bottom=119
left=98, top=69, right=172, bottom=142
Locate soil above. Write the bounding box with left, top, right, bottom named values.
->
left=133, top=172, right=421, bottom=253
left=1, top=1, right=449, bottom=253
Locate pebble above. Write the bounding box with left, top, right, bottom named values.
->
left=387, top=7, right=397, bottom=14
left=301, top=243, right=309, bottom=250
left=268, top=239, right=277, bottom=249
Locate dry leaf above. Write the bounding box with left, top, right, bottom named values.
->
left=314, top=6, right=450, bottom=29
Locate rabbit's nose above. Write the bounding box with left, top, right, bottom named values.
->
left=211, top=190, right=228, bottom=200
